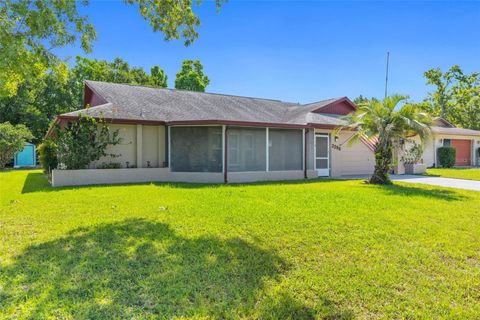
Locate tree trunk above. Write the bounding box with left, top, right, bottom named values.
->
left=369, top=141, right=393, bottom=185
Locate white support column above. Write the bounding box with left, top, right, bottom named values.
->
left=167, top=126, right=171, bottom=169
left=222, top=125, right=226, bottom=174
left=136, top=124, right=143, bottom=168
left=158, top=126, right=164, bottom=167
left=266, top=127, right=269, bottom=172
left=302, top=128, right=305, bottom=171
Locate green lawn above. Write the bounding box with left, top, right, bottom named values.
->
left=1, top=170, right=479, bottom=319
left=426, top=168, right=480, bottom=181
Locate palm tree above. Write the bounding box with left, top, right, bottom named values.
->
left=337, top=95, right=431, bottom=185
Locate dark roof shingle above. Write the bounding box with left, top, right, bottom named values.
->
left=62, top=80, right=348, bottom=127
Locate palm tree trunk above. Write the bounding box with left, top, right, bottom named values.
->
left=369, top=141, right=393, bottom=185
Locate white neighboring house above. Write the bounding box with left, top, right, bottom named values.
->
left=395, top=117, right=480, bottom=174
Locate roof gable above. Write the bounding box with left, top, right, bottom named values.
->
left=310, top=97, right=357, bottom=115
left=432, top=117, right=455, bottom=128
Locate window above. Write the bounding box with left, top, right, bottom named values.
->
left=443, top=139, right=451, bottom=147
left=170, top=126, right=222, bottom=172
left=227, top=127, right=266, bottom=172
left=269, top=129, right=303, bottom=171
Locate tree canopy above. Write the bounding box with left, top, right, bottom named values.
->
left=0, top=122, right=33, bottom=168
left=0, top=57, right=170, bottom=142
left=422, top=65, right=480, bottom=130
left=1, top=0, right=224, bottom=97
left=174, top=60, right=210, bottom=92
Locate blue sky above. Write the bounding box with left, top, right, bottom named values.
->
left=57, top=0, right=480, bottom=104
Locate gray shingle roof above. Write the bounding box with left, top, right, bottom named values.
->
left=61, top=81, right=348, bottom=127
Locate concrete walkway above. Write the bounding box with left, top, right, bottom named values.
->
left=391, top=175, right=480, bottom=191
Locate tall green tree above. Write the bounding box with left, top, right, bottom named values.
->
left=150, top=66, right=168, bottom=88
left=422, top=65, right=480, bottom=129
left=0, top=0, right=96, bottom=97
left=353, top=95, right=371, bottom=105
left=174, top=60, right=210, bottom=92
left=0, top=68, right=74, bottom=143
left=71, top=56, right=168, bottom=106
left=337, top=95, right=431, bottom=185
left=0, top=122, right=33, bottom=168
left=0, top=56, right=169, bottom=142
left=1, top=0, right=225, bottom=97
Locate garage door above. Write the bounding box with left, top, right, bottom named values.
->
left=451, top=139, right=471, bottom=166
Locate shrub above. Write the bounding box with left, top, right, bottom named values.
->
left=38, top=139, right=58, bottom=173
left=437, top=147, right=456, bottom=168
left=97, top=162, right=122, bottom=169
left=55, top=113, right=121, bottom=169
left=0, top=122, right=33, bottom=168
left=402, top=141, right=423, bottom=164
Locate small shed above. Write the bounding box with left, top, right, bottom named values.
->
left=14, top=142, right=37, bottom=168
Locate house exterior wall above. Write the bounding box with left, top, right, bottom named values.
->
left=142, top=125, right=159, bottom=167
left=90, top=124, right=137, bottom=168
left=90, top=124, right=167, bottom=169
left=331, top=132, right=375, bottom=177
left=314, top=129, right=374, bottom=177
left=424, top=134, right=480, bottom=167
left=52, top=168, right=224, bottom=186
left=54, top=124, right=384, bottom=187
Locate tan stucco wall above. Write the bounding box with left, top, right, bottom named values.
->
left=326, top=131, right=375, bottom=177
left=90, top=124, right=137, bottom=168
left=90, top=124, right=166, bottom=169
left=142, top=125, right=159, bottom=167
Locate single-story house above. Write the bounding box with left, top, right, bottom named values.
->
left=48, top=81, right=480, bottom=186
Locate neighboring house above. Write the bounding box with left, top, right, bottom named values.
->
left=395, top=117, right=480, bottom=174
left=14, top=142, right=36, bottom=168
left=48, top=81, right=376, bottom=186
left=48, top=81, right=480, bottom=186
left=428, top=118, right=480, bottom=167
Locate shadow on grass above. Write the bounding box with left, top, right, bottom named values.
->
left=0, top=219, right=338, bottom=318
left=21, top=172, right=52, bottom=193
left=377, top=183, right=467, bottom=201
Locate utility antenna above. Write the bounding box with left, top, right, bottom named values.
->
left=384, top=51, right=390, bottom=99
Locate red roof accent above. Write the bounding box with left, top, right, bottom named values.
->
left=312, top=97, right=357, bottom=115
left=359, top=135, right=378, bottom=152
left=84, top=82, right=108, bottom=108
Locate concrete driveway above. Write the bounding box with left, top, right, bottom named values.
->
left=391, top=175, right=480, bottom=191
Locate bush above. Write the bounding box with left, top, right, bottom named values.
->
left=38, top=139, right=58, bottom=173
left=437, top=147, right=456, bottom=168
left=0, top=122, right=33, bottom=168
left=55, top=113, right=121, bottom=169
left=97, top=162, right=121, bottom=169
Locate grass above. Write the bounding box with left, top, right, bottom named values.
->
left=1, top=170, right=480, bottom=319
left=426, top=167, right=480, bottom=181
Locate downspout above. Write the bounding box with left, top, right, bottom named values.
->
left=224, top=126, right=228, bottom=183
left=304, top=128, right=309, bottom=179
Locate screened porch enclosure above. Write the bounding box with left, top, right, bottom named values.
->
left=169, top=126, right=305, bottom=173
left=170, top=127, right=223, bottom=172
